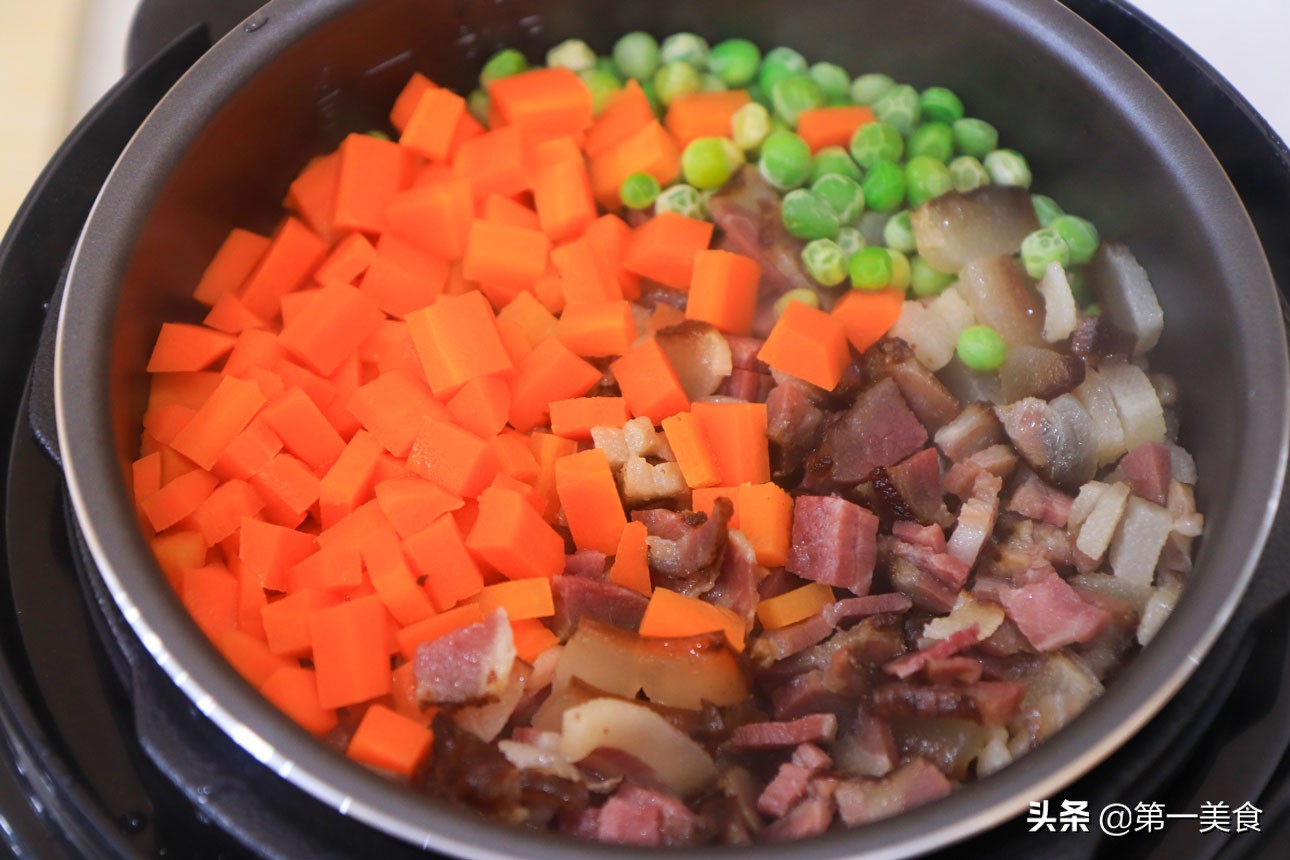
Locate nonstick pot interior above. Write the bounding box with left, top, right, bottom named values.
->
left=55, top=0, right=1289, bottom=857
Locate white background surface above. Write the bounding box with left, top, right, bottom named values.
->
left=1, top=0, right=1288, bottom=231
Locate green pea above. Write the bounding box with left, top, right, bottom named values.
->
left=811, top=173, right=865, bottom=224
left=849, top=121, right=904, bottom=169
left=850, top=246, right=894, bottom=291
left=613, top=31, right=661, bottom=80
left=758, top=130, right=812, bottom=190
left=699, top=73, right=728, bottom=92
left=620, top=172, right=661, bottom=210
left=1020, top=227, right=1071, bottom=279
left=660, top=32, right=710, bottom=67
left=850, top=73, right=894, bottom=106
left=579, top=68, right=622, bottom=115
left=639, top=77, right=663, bottom=115
left=984, top=149, right=1032, bottom=188
left=1049, top=214, right=1100, bottom=264
left=1031, top=194, right=1064, bottom=227
left=952, top=117, right=999, bottom=158
left=908, top=122, right=955, bottom=163
left=546, top=38, right=596, bottom=72
left=467, top=89, right=490, bottom=125
left=480, top=48, right=527, bottom=86
left=835, top=226, right=865, bottom=257
left=810, top=62, right=853, bottom=104
left=771, top=74, right=826, bottom=127
left=887, top=249, right=912, bottom=291
left=882, top=210, right=916, bottom=253
left=810, top=146, right=863, bottom=183
left=956, top=325, right=1007, bottom=371
left=920, top=87, right=964, bottom=124
left=594, top=56, right=621, bottom=79
left=861, top=160, right=906, bottom=212
left=654, top=61, right=702, bottom=105
left=682, top=137, right=740, bottom=190
left=910, top=254, right=955, bottom=297
left=1084, top=302, right=1102, bottom=317
left=948, top=155, right=989, bottom=192
left=781, top=189, right=841, bottom=240
left=905, top=155, right=953, bottom=207
left=708, top=38, right=761, bottom=87
left=773, top=288, right=821, bottom=319
left=732, top=102, right=772, bottom=151
left=871, top=83, right=921, bottom=136
left=759, top=46, right=809, bottom=95
left=655, top=183, right=707, bottom=219
left=801, top=239, right=850, bottom=287
left=747, top=82, right=768, bottom=107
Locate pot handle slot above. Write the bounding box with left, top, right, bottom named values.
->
left=21, top=26, right=213, bottom=466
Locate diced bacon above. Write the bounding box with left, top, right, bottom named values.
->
left=883, top=625, right=980, bottom=679
left=998, top=568, right=1110, bottom=651
left=766, top=379, right=828, bottom=476
left=833, top=707, right=897, bottom=778
left=834, top=758, right=953, bottom=827
left=890, top=540, right=971, bottom=590
left=770, top=670, right=852, bottom=721
left=792, top=742, right=833, bottom=772
left=725, top=334, right=769, bottom=372
left=562, top=549, right=607, bottom=579
left=946, top=470, right=1001, bottom=568
left=803, top=378, right=929, bottom=489
left=944, top=445, right=1017, bottom=497
left=872, top=447, right=951, bottom=526
left=888, top=554, right=959, bottom=614
left=923, top=656, right=984, bottom=684
left=1119, top=442, right=1171, bottom=506
left=860, top=337, right=961, bottom=431
left=1007, top=467, right=1073, bottom=527
left=550, top=575, right=649, bottom=639
left=787, top=496, right=879, bottom=595
left=759, top=794, right=835, bottom=843
left=891, top=520, right=947, bottom=552
left=751, top=611, right=837, bottom=664
left=596, top=783, right=700, bottom=847
left=823, top=593, right=914, bottom=626
left=934, top=402, right=1005, bottom=462
left=707, top=530, right=762, bottom=627
left=758, top=763, right=813, bottom=817
left=870, top=680, right=1023, bottom=726
left=633, top=499, right=731, bottom=593
left=415, top=608, right=516, bottom=704
left=729, top=713, right=839, bottom=750
left=717, top=367, right=775, bottom=402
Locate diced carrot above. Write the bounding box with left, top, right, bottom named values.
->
left=496, top=290, right=558, bottom=350
left=400, top=86, right=467, bottom=161
left=488, top=472, right=544, bottom=516
left=757, top=300, right=851, bottom=391
left=582, top=213, right=641, bottom=300
left=475, top=578, right=554, bottom=621
left=132, top=451, right=163, bottom=511
left=533, top=268, right=566, bottom=315
left=390, top=72, right=437, bottom=133
left=278, top=288, right=319, bottom=329
left=140, top=468, right=218, bottom=532
left=401, top=515, right=485, bottom=611
left=181, top=564, right=239, bottom=641
left=446, top=375, right=512, bottom=439
left=318, top=499, right=400, bottom=554
left=259, top=387, right=346, bottom=471
left=317, top=429, right=384, bottom=528
left=527, top=134, right=582, bottom=169
left=660, top=411, right=721, bottom=489
left=489, top=430, right=541, bottom=483
left=461, top=219, right=551, bottom=307
left=203, top=292, right=267, bottom=334
left=315, top=233, right=376, bottom=286
left=448, top=111, right=486, bottom=159
left=374, top=477, right=463, bottom=541
left=223, top=328, right=285, bottom=378
left=385, top=175, right=474, bottom=261
left=756, top=582, right=835, bottom=629
left=685, top=249, right=762, bottom=335
left=554, top=449, right=627, bottom=556
left=358, top=320, right=422, bottom=378
left=465, top=486, right=565, bottom=580
left=528, top=432, right=578, bottom=522
left=239, top=217, right=330, bottom=320
left=362, top=536, right=436, bottom=626
left=548, top=396, right=630, bottom=441
left=393, top=603, right=484, bottom=660
left=831, top=287, right=905, bottom=354
left=452, top=125, right=532, bottom=199
left=166, top=375, right=266, bottom=471
left=347, top=703, right=434, bottom=777
left=607, top=520, right=651, bottom=597
left=551, top=236, right=619, bottom=306
left=187, top=478, right=264, bottom=546
left=481, top=193, right=542, bottom=230
left=192, top=228, right=271, bottom=306
left=406, top=417, right=500, bottom=498
left=488, top=66, right=594, bottom=140
left=690, top=486, right=741, bottom=529
left=333, top=133, right=418, bottom=234
left=796, top=105, right=876, bottom=152
left=406, top=290, right=514, bottom=398
left=284, top=153, right=340, bottom=240
left=510, top=618, right=559, bottom=664
left=361, top=232, right=450, bottom=317
left=556, top=300, right=636, bottom=357
left=272, top=359, right=334, bottom=413
left=232, top=555, right=267, bottom=637
left=738, top=482, right=793, bottom=567
left=389, top=661, right=431, bottom=725
left=278, top=283, right=385, bottom=376
left=691, top=401, right=770, bottom=486
left=157, top=445, right=201, bottom=487
left=664, top=89, right=751, bottom=147
left=260, top=666, right=338, bottom=737
left=610, top=338, right=691, bottom=424
left=142, top=403, right=195, bottom=445
left=216, top=628, right=292, bottom=687
left=507, top=337, right=602, bottom=432
left=213, top=418, right=282, bottom=481
left=285, top=543, right=363, bottom=592
left=588, top=120, right=681, bottom=209
left=145, top=323, right=236, bottom=373
left=347, top=370, right=450, bottom=458
left=151, top=530, right=206, bottom=591
left=147, top=371, right=224, bottom=410
left=248, top=451, right=320, bottom=529
left=309, top=595, right=392, bottom=708
left=622, top=212, right=713, bottom=290
left=239, top=516, right=318, bottom=591
left=532, top=156, right=596, bottom=242
left=584, top=79, right=654, bottom=159
left=638, top=587, right=746, bottom=652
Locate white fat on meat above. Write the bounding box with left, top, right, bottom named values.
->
left=1038, top=262, right=1078, bottom=342
left=1100, top=362, right=1167, bottom=451
left=1071, top=481, right=1130, bottom=560
left=1108, top=495, right=1174, bottom=592
left=922, top=591, right=1005, bottom=642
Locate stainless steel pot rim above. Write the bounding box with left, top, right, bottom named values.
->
left=53, top=0, right=1290, bottom=857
